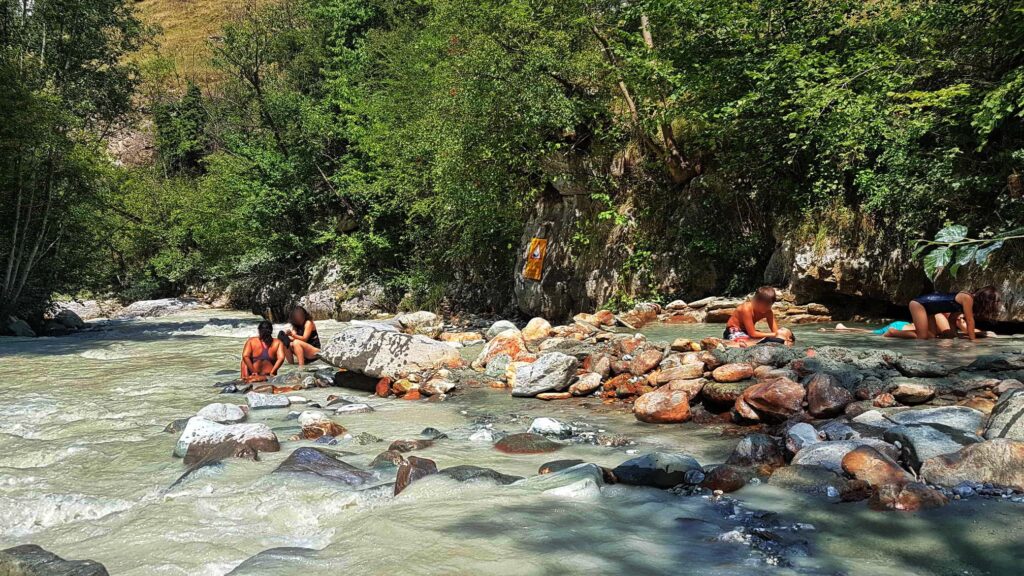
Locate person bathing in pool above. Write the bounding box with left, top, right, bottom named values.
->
left=280, top=305, right=321, bottom=367
left=833, top=315, right=993, bottom=338
left=724, top=286, right=791, bottom=345
left=241, top=320, right=285, bottom=382
left=885, top=286, right=1001, bottom=341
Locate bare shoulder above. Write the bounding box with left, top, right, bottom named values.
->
left=956, top=292, right=974, bottom=305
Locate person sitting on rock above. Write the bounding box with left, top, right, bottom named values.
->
left=241, top=320, right=285, bottom=382
left=885, top=286, right=1001, bottom=341
left=724, top=286, right=780, bottom=342
left=280, top=305, right=321, bottom=367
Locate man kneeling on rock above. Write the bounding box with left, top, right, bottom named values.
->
left=724, top=286, right=791, bottom=346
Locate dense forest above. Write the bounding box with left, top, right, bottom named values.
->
left=2, top=0, right=1023, bottom=327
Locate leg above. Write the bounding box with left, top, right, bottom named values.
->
left=241, top=360, right=251, bottom=380
left=282, top=343, right=296, bottom=365
left=909, top=301, right=933, bottom=340
left=291, top=340, right=318, bottom=366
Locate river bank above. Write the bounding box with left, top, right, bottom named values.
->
left=2, top=310, right=1024, bottom=574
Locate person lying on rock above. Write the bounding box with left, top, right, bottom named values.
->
left=724, top=286, right=781, bottom=342
left=241, top=320, right=285, bottom=382
left=280, top=305, right=321, bottom=367
left=885, top=286, right=1001, bottom=341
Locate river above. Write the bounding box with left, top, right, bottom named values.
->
left=1, top=310, right=1021, bottom=575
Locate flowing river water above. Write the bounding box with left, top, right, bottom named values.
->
left=1, top=310, right=1023, bottom=575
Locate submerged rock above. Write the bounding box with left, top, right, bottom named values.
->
left=868, top=482, right=948, bottom=512
left=438, top=465, right=522, bottom=485
left=174, top=418, right=279, bottom=465
left=274, top=447, right=374, bottom=486
left=727, top=434, right=785, bottom=468
left=395, top=456, right=438, bottom=495
left=321, top=325, right=462, bottom=378
left=369, top=449, right=406, bottom=468
left=612, top=452, right=703, bottom=489
left=389, top=439, right=434, bottom=453
left=512, top=352, right=578, bottom=397
left=334, top=403, right=374, bottom=415
left=0, top=544, right=108, bottom=576
left=523, top=463, right=606, bottom=498
left=919, top=439, right=1024, bottom=491
left=226, top=547, right=319, bottom=575
left=494, top=433, right=562, bottom=454
left=538, top=459, right=585, bottom=474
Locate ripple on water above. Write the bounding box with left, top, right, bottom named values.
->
left=0, top=492, right=134, bottom=537
left=80, top=343, right=137, bottom=360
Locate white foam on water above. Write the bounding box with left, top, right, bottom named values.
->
left=0, top=492, right=134, bottom=537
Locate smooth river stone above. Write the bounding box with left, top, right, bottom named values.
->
left=246, top=392, right=290, bottom=409
left=494, top=433, right=562, bottom=454
left=274, top=447, right=374, bottom=486
left=320, top=325, right=462, bottom=378
left=174, top=417, right=280, bottom=464
left=0, top=544, right=108, bottom=576
left=196, top=403, right=246, bottom=424
left=612, top=452, right=703, bottom=489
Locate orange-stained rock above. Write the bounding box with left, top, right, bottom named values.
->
left=712, top=363, right=754, bottom=383
left=667, top=378, right=706, bottom=399
left=620, top=303, right=660, bottom=328
left=594, top=310, right=616, bottom=326
left=604, top=373, right=632, bottom=392
left=958, top=397, right=995, bottom=414
left=298, top=421, right=347, bottom=440
left=704, top=307, right=736, bottom=323
left=403, top=389, right=422, bottom=400
left=615, top=335, right=647, bottom=356
left=670, top=337, right=701, bottom=351
left=656, top=363, right=705, bottom=383
left=522, top=317, right=553, bottom=342
left=665, top=311, right=705, bottom=324
left=537, top=392, right=572, bottom=401
left=375, top=377, right=392, bottom=398
left=873, top=392, right=897, bottom=407
left=439, top=331, right=484, bottom=343
left=573, top=313, right=601, bottom=325
left=471, top=329, right=529, bottom=369
left=869, top=482, right=948, bottom=511
left=735, top=377, right=806, bottom=422
left=394, top=455, right=438, bottom=495
left=634, top=387, right=692, bottom=423
left=570, top=373, right=603, bottom=396
left=630, top=349, right=664, bottom=376
left=841, top=446, right=913, bottom=487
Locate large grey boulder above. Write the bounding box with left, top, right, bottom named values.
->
left=920, top=439, right=1024, bottom=491
left=0, top=545, right=108, bottom=576
left=512, top=352, right=578, bottom=397
left=320, top=325, right=461, bottom=378
left=3, top=316, right=35, bottom=337
left=883, top=424, right=983, bottom=471
left=986, top=389, right=1024, bottom=441
left=888, top=406, right=985, bottom=435
left=395, top=311, right=443, bottom=337
left=116, top=298, right=200, bottom=318
left=196, top=402, right=247, bottom=424
left=791, top=439, right=898, bottom=473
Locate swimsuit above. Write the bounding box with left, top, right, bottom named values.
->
left=872, top=321, right=910, bottom=335
left=913, top=292, right=965, bottom=315
left=723, top=326, right=751, bottom=341
left=250, top=339, right=272, bottom=362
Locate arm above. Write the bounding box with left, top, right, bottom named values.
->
left=271, top=341, right=286, bottom=374
left=766, top=310, right=779, bottom=335
left=741, top=307, right=776, bottom=339
left=241, top=340, right=257, bottom=374
left=292, top=320, right=315, bottom=342
left=959, top=294, right=977, bottom=341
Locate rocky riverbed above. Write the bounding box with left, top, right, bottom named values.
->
left=3, top=309, right=1024, bottom=575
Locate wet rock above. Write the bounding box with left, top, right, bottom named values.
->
left=791, top=440, right=898, bottom=473
left=494, top=433, right=563, bottom=454
left=869, top=482, right=948, bottom=511
left=439, top=465, right=522, bottom=485
left=486, top=320, right=518, bottom=340
left=469, top=428, right=494, bottom=443
left=174, top=418, right=279, bottom=465
left=536, top=392, right=572, bottom=400
left=702, top=380, right=755, bottom=405
left=528, top=417, right=573, bottom=438
left=164, top=417, right=191, bottom=434
left=872, top=393, right=897, bottom=408
left=0, top=544, right=108, bottom=576
left=994, top=379, right=1024, bottom=395
left=986, top=389, right=1024, bottom=441
left=613, top=452, right=703, bottom=489
left=524, top=463, right=606, bottom=498
left=370, top=449, right=406, bottom=468
left=539, top=459, right=585, bottom=474
left=818, top=421, right=860, bottom=441
left=321, top=325, right=462, bottom=378
left=712, top=363, right=754, bottom=383
left=894, top=358, right=949, bottom=378
left=473, top=328, right=529, bottom=369
left=274, top=447, right=373, bottom=486
left=389, top=439, right=434, bottom=453
left=116, top=297, right=200, bottom=319
left=735, top=377, right=806, bottom=422
left=569, top=373, right=603, bottom=396
left=884, top=424, right=982, bottom=471
left=727, top=434, right=785, bottom=468
left=354, top=432, right=383, bottom=445
left=394, top=455, right=438, bottom=495
left=521, top=317, right=553, bottom=343
left=888, top=406, right=985, bottom=434
left=226, top=547, right=318, bottom=575
left=666, top=377, right=706, bottom=399
left=919, top=439, right=1024, bottom=490
left=245, top=392, right=290, bottom=410
left=633, top=386, right=692, bottom=423
left=889, top=379, right=936, bottom=404
left=786, top=422, right=822, bottom=454
left=334, top=403, right=374, bottom=415
left=768, top=465, right=845, bottom=496
left=700, top=465, right=747, bottom=493
left=656, top=363, right=705, bottom=382
left=806, top=373, right=853, bottom=418
left=422, top=378, right=456, bottom=396
left=967, top=353, right=1024, bottom=372
left=630, top=349, right=664, bottom=376
left=841, top=446, right=913, bottom=487
left=512, top=352, right=578, bottom=397
left=298, top=421, right=347, bottom=440
left=420, top=427, right=448, bottom=440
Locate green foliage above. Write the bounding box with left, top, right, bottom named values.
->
left=914, top=224, right=1024, bottom=281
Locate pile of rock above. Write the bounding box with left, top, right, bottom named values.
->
left=658, top=295, right=832, bottom=326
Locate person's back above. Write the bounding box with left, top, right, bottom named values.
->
left=724, top=286, right=779, bottom=341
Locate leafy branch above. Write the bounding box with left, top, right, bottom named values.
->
left=912, top=224, right=1024, bottom=281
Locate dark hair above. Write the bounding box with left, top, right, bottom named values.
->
left=972, top=286, right=1001, bottom=320
left=754, top=286, right=777, bottom=304
left=289, top=306, right=310, bottom=330
left=257, top=320, right=274, bottom=344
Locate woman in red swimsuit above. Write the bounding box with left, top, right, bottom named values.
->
left=241, top=320, right=285, bottom=382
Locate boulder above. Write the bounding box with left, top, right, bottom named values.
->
left=245, top=392, right=290, bottom=410
left=702, top=380, right=755, bottom=405
left=712, top=363, right=754, bottom=383
left=806, top=373, right=853, bottom=418
left=768, top=465, right=845, bottom=497
left=569, top=373, right=602, bottom=396
left=841, top=446, right=913, bottom=487
left=734, top=377, right=806, bottom=422
left=868, top=482, right=948, bottom=512
left=494, top=433, right=562, bottom=454
left=700, top=465, right=747, bottom=493
left=726, top=433, right=784, bottom=468
left=54, top=309, right=86, bottom=330
left=791, top=440, right=898, bottom=473
left=889, top=379, right=936, bottom=404
left=630, top=349, right=664, bottom=376
left=666, top=378, right=706, bottom=399
left=321, top=325, right=462, bottom=378
left=389, top=439, right=434, bottom=453
left=196, top=403, right=247, bottom=424
left=395, top=311, right=443, bottom=337
left=0, top=545, right=108, bottom=576
left=3, top=316, right=35, bottom=337
left=786, top=422, right=822, bottom=454
left=485, top=320, right=518, bottom=340
left=394, top=455, right=438, bottom=495
left=894, top=357, right=949, bottom=378
left=521, top=317, right=553, bottom=342
left=884, top=424, right=982, bottom=471
left=919, top=439, right=1024, bottom=490
left=174, top=418, right=279, bottom=465
left=528, top=417, right=573, bottom=438
left=612, top=452, right=704, bottom=489
left=473, top=328, right=530, bottom=370
left=888, top=406, right=985, bottom=434
left=633, top=387, right=692, bottom=423
left=438, top=465, right=522, bottom=485
left=274, top=447, right=374, bottom=486
left=116, top=297, right=200, bottom=318
left=986, top=389, right=1024, bottom=441
left=656, top=363, right=705, bottom=382
left=511, top=352, right=578, bottom=397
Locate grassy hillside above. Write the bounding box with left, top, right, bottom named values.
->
left=134, top=0, right=264, bottom=87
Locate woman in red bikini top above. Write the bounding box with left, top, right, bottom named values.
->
left=241, top=320, right=284, bottom=382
